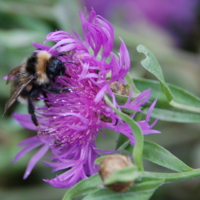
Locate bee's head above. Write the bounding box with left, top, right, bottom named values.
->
left=47, top=57, right=65, bottom=80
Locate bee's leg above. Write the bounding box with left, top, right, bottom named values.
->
left=28, top=89, right=42, bottom=135
left=51, top=76, right=71, bottom=87
left=41, top=90, right=50, bottom=107
left=54, top=81, right=71, bottom=87
left=59, top=77, right=71, bottom=85
left=52, top=81, right=67, bottom=88
left=46, top=85, right=72, bottom=94
left=27, top=96, right=38, bottom=128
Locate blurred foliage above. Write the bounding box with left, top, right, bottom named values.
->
left=0, top=0, right=200, bottom=200
left=0, top=1, right=83, bottom=200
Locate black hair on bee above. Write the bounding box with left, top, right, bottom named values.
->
left=4, top=50, right=71, bottom=132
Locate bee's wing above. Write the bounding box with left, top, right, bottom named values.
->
left=6, top=64, right=24, bottom=84
left=3, top=75, right=35, bottom=115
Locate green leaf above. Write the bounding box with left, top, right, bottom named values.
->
left=169, top=99, right=200, bottom=114
left=95, top=156, right=108, bottom=165
left=130, top=180, right=164, bottom=192
left=136, top=45, right=173, bottom=101
left=83, top=180, right=163, bottom=200
left=116, top=133, right=130, bottom=150
left=114, top=93, right=129, bottom=105
left=104, top=95, right=144, bottom=171
left=134, top=78, right=200, bottom=122
left=117, top=139, right=130, bottom=150
left=62, top=174, right=102, bottom=200
left=125, top=72, right=134, bottom=86
left=114, top=93, right=140, bottom=106
left=169, top=84, right=200, bottom=108
left=143, top=141, right=193, bottom=172
left=104, top=166, right=142, bottom=185
left=125, top=72, right=140, bottom=93
left=134, top=78, right=168, bottom=103
left=144, top=107, right=200, bottom=123
left=134, top=78, right=200, bottom=108
left=0, top=0, right=55, bottom=19
left=0, top=30, right=43, bottom=48
left=142, top=168, right=200, bottom=183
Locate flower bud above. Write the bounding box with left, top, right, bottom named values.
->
left=99, top=154, right=134, bottom=192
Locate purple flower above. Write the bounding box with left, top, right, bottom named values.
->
left=83, top=0, right=197, bottom=28
left=82, top=0, right=198, bottom=46
left=13, top=9, right=159, bottom=188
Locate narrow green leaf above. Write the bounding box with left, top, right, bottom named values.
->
left=134, top=78, right=168, bottom=103
left=143, top=107, right=200, bottom=123
left=134, top=78, right=200, bottom=122
left=130, top=180, right=164, bottom=191
left=104, top=95, right=144, bottom=171
left=0, top=30, right=42, bottom=48
left=143, top=141, right=193, bottom=172
left=83, top=180, right=163, bottom=200
left=134, top=78, right=200, bottom=109
left=169, top=100, right=200, bottom=114
left=117, top=139, right=130, bottom=150
left=114, top=93, right=140, bottom=106
left=95, top=156, right=108, bottom=165
left=169, top=83, right=200, bottom=108
left=143, top=168, right=200, bottom=183
left=116, top=133, right=130, bottom=150
left=62, top=174, right=101, bottom=200
left=114, top=93, right=129, bottom=105
left=104, top=166, right=141, bottom=185
left=125, top=72, right=134, bottom=85
left=125, top=72, right=140, bottom=93
left=136, top=45, right=173, bottom=101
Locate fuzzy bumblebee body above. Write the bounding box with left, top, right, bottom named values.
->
left=4, top=50, right=70, bottom=129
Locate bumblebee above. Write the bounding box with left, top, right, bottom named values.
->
left=4, top=50, right=70, bottom=130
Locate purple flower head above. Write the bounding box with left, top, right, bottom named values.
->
left=13, top=9, right=159, bottom=188
left=82, top=0, right=198, bottom=47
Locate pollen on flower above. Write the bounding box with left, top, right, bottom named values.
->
left=110, top=82, right=130, bottom=96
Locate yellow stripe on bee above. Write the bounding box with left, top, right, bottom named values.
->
left=35, top=51, right=51, bottom=84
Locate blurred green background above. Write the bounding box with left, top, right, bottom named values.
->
left=1, top=0, right=200, bottom=199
